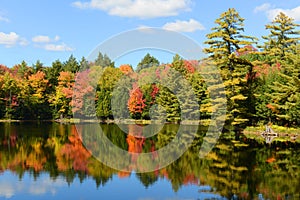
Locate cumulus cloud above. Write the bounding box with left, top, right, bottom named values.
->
left=0, top=32, right=28, bottom=47
left=72, top=0, right=191, bottom=18
left=32, top=35, right=72, bottom=51
left=32, top=35, right=60, bottom=43
left=0, top=32, right=19, bottom=47
left=44, top=43, right=74, bottom=51
left=162, top=19, right=205, bottom=32
left=254, top=3, right=300, bottom=21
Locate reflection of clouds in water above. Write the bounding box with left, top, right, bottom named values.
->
left=0, top=183, right=14, bottom=198
left=0, top=172, right=65, bottom=199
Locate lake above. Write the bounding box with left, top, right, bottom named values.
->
left=0, top=122, right=299, bottom=200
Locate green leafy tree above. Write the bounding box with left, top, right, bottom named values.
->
left=0, top=72, right=20, bottom=119
left=96, top=67, right=122, bottom=119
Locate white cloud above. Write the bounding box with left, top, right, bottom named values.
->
left=32, top=35, right=73, bottom=51
left=254, top=4, right=300, bottom=21
left=54, top=35, right=60, bottom=41
left=0, top=15, right=9, bottom=22
left=44, top=43, right=74, bottom=51
left=32, top=35, right=51, bottom=43
left=254, top=3, right=271, bottom=13
left=32, top=35, right=61, bottom=43
left=0, top=183, right=14, bottom=198
left=0, top=32, right=28, bottom=47
left=162, top=19, right=205, bottom=32
left=0, top=32, right=19, bottom=47
left=0, top=176, right=65, bottom=198
left=72, top=0, right=191, bottom=18
left=267, top=6, right=300, bottom=21
left=19, top=38, right=29, bottom=46
left=136, top=25, right=158, bottom=33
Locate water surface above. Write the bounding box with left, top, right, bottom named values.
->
left=0, top=123, right=299, bottom=199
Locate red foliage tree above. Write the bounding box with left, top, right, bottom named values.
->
left=71, top=70, right=94, bottom=115
left=57, top=126, right=91, bottom=172
left=183, top=60, right=197, bottom=74
left=128, top=83, right=146, bottom=115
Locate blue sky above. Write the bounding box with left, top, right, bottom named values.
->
left=0, top=0, right=300, bottom=68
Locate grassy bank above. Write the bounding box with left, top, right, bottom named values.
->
left=243, top=125, right=300, bottom=143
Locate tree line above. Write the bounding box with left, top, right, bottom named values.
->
left=0, top=8, right=299, bottom=131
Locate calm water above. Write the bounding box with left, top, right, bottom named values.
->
left=0, top=122, right=299, bottom=200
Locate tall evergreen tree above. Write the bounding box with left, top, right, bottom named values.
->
left=136, top=53, right=159, bottom=72
left=204, top=8, right=257, bottom=132
left=261, top=12, right=300, bottom=60
left=260, top=13, right=300, bottom=126
left=270, top=44, right=300, bottom=126
left=33, top=60, right=44, bottom=73
left=63, top=55, right=79, bottom=73
left=79, top=56, right=90, bottom=71
left=95, top=52, right=114, bottom=68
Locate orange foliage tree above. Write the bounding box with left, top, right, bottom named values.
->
left=119, top=64, right=133, bottom=75
left=49, top=71, right=74, bottom=118
left=128, top=83, right=146, bottom=118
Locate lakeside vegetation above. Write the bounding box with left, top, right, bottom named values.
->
left=0, top=8, right=300, bottom=138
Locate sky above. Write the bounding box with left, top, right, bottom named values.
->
left=0, top=0, right=300, bottom=68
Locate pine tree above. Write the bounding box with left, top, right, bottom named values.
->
left=261, top=12, right=300, bottom=60
left=204, top=8, right=257, bottom=132
left=95, top=52, right=114, bottom=68
left=260, top=13, right=300, bottom=126
left=136, top=53, right=159, bottom=72
left=33, top=60, right=44, bottom=73
left=79, top=56, right=90, bottom=71
left=63, top=55, right=79, bottom=73
left=270, top=44, right=300, bottom=126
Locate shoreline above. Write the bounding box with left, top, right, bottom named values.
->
left=1, top=119, right=299, bottom=143
left=243, top=130, right=300, bottom=143
left=0, top=118, right=211, bottom=125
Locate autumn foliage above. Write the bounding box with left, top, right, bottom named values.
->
left=128, top=83, right=146, bottom=115
left=57, top=126, right=91, bottom=172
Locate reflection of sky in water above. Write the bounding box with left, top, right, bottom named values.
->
left=0, top=171, right=224, bottom=200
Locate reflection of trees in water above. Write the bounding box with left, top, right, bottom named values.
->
left=0, top=123, right=299, bottom=198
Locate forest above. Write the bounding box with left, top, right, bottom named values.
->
left=0, top=8, right=299, bottom=131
